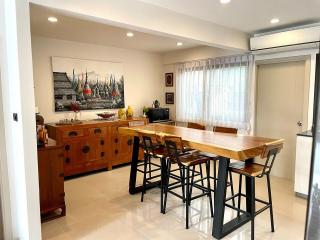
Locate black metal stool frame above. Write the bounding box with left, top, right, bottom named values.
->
left=224, top=146, right=281, bottom=240
left=162, top=139, right=214, bottom=229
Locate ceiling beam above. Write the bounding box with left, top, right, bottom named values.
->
left=29, top=0, right=249, bottom=51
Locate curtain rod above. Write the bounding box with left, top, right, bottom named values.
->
left=163, top=53, right=252, bottom=66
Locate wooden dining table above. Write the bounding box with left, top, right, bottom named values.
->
left=118, top=123, right=284, bottom=239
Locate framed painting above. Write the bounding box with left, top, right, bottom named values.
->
left=165, top=72, right=173, bottom=87
left=165, top=92, right=174, bottom=104
left=51, top=56, right=125, bottom=112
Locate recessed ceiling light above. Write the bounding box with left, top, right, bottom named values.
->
left=126, top=32, right=134, bottom=37
left=177, top=42, right=183, bottom=46
left=270, top=18, right=280, bottom=24
left=220, top=0, right=231, bottom=4
left=48, top=17, right=58, bottom=23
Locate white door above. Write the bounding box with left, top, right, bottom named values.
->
left=256, top=61, right=308, bottom=180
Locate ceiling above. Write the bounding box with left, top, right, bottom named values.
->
left=139, top=0, right=320, bottom=33
left=30, top=4, right=200, bottom=53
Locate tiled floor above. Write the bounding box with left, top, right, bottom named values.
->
left=42, top=163, right=307, bottom=239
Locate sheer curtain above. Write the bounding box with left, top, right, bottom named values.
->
left=175, top=55, right=253, bottom=131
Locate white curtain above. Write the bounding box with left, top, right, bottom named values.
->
left=176, top=55, right=253, bottom=131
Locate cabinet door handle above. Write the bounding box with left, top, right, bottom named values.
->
left=100, top=140, right=105, bottom=145
left=101, top=152, right=105, bottom=157
left=65, top=157, right=70, bottom=163
left=68, top=131, right=78, bottom=137
left=114, top=138, right=118, bottom=143
left=127, top=139, right=133, bottom=146
left=82, top=145, right=90, bottom=154
left=65, top=145, right=70, bottom=151
left=115, top=149, right=118, bottom=154
left=94, top=128, right=102, bottom=134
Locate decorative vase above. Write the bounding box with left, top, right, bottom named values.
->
left=118, top=108, right=126, bottom=120
left=126, top=106, right=133, bottom=119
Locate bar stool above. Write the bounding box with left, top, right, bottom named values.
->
left=187, top=122, right=237, bottom=204
left=139, top=132, right=187, bottom=210
left=138, top=132, right=164, bottom=203
left=163, top=136, right=214, bottom=229
left=226, top=142, right=283, bottom=240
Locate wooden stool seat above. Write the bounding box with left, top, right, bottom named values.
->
left=229, top=162, right=270, bottom=177
left=179, top=154, right=211, bottom=167
left=213, top=126, right=238, bottom=134
left=187, top=122, right=205, bottom=130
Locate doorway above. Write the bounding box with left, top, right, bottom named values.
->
left=256, top=60, right=310, bottom=180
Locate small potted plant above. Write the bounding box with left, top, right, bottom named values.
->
left=143, top=106, right=149, bottom=118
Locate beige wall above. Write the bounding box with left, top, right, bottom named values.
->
left=31, top=36, right=164, bottom=123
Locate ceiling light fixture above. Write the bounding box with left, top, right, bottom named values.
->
left=220, top=0, right=231, bottom=4
left=126, top=32, right=134, bottom=37
left=270, top=18, right=279, bottom=24
left=48, top=17, right=58, bottom=23
left=177, top=42, right=183, bottom=46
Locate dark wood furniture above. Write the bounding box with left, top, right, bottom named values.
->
left=118, top=123, right=283, bottom=239
left=213, top=126, right=238, bottom=134
left=228, top=142, right=283, bottom=240
left=37, top=139, right=65, bottom=222
left=46, top=118, right=147, bottom=177
left=187, top=122, right=205, bottom=130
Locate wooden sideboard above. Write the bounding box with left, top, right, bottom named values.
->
left=46, top=118, right=147, bottom=177
left=37, top=139, right=65, bottom=222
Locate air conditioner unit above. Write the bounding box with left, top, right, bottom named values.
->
left=250, top=24, right=320, bottom=51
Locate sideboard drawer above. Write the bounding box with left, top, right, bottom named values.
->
left=88, top=127, right=107, bottom=137
left=62, top=129, right=84, bottom=139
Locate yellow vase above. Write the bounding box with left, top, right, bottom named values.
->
left=126, top=106, right=133, bottom=119
left=118, top=108, right=126, bottom=120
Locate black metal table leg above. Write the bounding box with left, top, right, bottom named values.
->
left=213, top=156, right=230, bottom=238
left=212, top=157, right=254, bottom=239
left=160, top=157, right=167, bottom=213
left=246, top=176, right=254, bottom=214
left=129, top=136, right=140, bottom=194
left=129, top=136, right=161, bottom=194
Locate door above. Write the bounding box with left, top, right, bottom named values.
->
left=256, top=61, right=308, bottom=180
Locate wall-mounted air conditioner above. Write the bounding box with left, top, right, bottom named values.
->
left=250, top=24, right=320, bottom=51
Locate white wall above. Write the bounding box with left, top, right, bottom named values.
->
left=32, top=36, right=164, bottom=123
left=162, top=46, right=239, bottom=121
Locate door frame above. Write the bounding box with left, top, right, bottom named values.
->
left=251, top=48, right=318, bottom=134
left=0, top=1, right=41, bottom=239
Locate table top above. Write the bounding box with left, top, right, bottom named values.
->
left=118, top=123, right=284, bottom=160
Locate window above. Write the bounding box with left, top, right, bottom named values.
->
left=176, top=55, right=252, bottom=131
